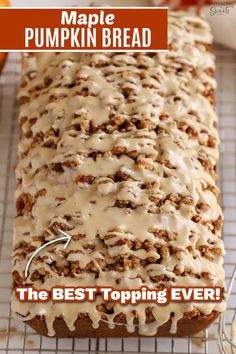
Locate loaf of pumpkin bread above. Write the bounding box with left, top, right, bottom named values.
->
left=12, top=11, right=225, bottom=337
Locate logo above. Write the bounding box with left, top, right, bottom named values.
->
left=209, top=1, right=234, bottom=15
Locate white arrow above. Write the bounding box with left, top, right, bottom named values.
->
left=24, top=229, right=72, bottom=279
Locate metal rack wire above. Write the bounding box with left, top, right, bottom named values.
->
left=0, top=46, right=235, bottom=354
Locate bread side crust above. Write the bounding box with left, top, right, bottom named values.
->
left=26, top=311, right=220, bottom=338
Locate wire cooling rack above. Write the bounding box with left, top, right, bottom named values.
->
left=0, top=47, right=235, bottom=354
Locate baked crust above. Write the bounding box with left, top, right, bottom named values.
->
left=26, top=311, right=220, bottom=338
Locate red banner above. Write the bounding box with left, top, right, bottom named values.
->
left=0, top=8, right=168, bottom=51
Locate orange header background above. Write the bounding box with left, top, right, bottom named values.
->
left=0, top=8, right=168, bottom=51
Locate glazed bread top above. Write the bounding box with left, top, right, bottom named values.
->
left=12, top=11, right=225, bottom=336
